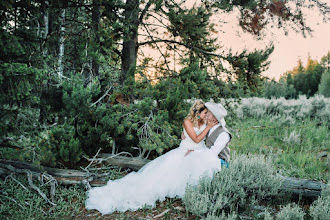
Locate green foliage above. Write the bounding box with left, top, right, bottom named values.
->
left=166, top=5, right=217, bottom=64
left=50, top=122, right=82, bottom=164
left=226, top=45, right=274, bottom=95
left=0, top=63, right=42, bottom=102
left=214, top=0, right=259, bottom=11
left=0, top=31, right=25, bottom=62
left=276, top=203, right=305, bottom=220
left=59, top=137, right=82, bottom=163
left=183, top=155, right=281, bottom=217
left=309, top=185, right=330, bottom=219
left=263, top=79, right=297, bottom=99
left=318, top=70, right=330, bottom=97
left=279, top=57, right=326, bottom=97
left=62, top=73, right=101, bottom=117
left=37, top=137, right=56, bottom=166
left=235, top=96, right=330, bottom=122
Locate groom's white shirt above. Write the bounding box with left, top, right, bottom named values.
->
left=208, top=124, right=230, bottom=155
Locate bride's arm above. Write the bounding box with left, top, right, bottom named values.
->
left=183, top=119, right=214, bottom=144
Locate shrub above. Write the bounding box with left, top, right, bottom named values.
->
left=183, top=155, right=281, bottom=217
left=309, top=185, right=330, bottom=219
left=50, top=122, right=83, bottom=164
left=263, top=79, right=297, bottom=99
left=59, top=137, right=82, bottom=163
left=276, top=203, right=305, bottom=220
left=234, top=96, right=330, bottom=122
left=318, top=70, right=330, bottom=97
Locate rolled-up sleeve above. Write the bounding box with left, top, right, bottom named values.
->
left=210, top=132, right=230, bottom=155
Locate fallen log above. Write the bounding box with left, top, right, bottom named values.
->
left=99, top=153, right=150, bottom=171
left=0, top=158, right=328, bottom=200
left=0, top=159, right=107, bottom=187
left=278, top=175, right=327, bottom=199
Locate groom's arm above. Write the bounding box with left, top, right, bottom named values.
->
left=209, top=132, right=230, bottom=155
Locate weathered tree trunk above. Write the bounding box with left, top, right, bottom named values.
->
left=0, top=159, right=106, bottom=187
left=99, top=153, right=151, bottom=171
left=92, top=0, right=100, bottom=77
left=57, top=8, right=66, bottom=79
left=278, top=175, right=327, bottom=199
left=120, top=0, right=139, bottom=84
left=43, top=1, right=49, bottom=40
left=0, top=158, right=327, bottom=200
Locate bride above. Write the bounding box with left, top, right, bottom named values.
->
left=85, top=100, right=223, bottom=215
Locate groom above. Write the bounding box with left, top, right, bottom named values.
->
left=204, top=102, right=232, bottom=167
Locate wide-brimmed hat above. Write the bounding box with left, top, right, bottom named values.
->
left=205, top=102, right=227, bottom=127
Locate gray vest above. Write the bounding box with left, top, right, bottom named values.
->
left=205, top=126, right=232, bottom=162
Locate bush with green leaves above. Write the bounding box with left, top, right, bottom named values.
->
left=262, top=79, right=297, bottom=99
left=49, top=122, right=83, bottom=164
left=234, top=95, right=330, bottom=122
left=183, top=155, right=281, bottom=218
left=276, top=203, right=305, bottom=220
left=318, top=70, right=330, bottom=97
left=0, top=62, right=43, bottom=148
left=309, top=185, right=330, bottom=219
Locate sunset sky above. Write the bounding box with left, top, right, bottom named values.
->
left=217, top=5, right=330, bottom=80
left=140, top=1, right=330, bottom=81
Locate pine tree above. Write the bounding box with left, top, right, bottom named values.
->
left=318, top=70, right=330, bottom=97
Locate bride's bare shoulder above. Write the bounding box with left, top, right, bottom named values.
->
left=183, top=118, right=192, bottom=124
left=183, top=118, right=193, bottom=128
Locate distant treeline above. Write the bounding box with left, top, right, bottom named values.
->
left=262, top=53, right=330, bottom=99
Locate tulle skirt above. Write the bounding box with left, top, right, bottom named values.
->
left=85, top=147, right=221, bottom=215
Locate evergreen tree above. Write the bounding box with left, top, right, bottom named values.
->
left=318, top=70, right=330, bottom=97
left=226, top=46, right=274, bottom=95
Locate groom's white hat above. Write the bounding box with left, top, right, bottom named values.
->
left=205, top=102, right=227, bottom=127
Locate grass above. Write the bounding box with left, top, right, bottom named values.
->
left=230, top=117, right=329, bottom=182
left=0, top=175, right=86, bottom=219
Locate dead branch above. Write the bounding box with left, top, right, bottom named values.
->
left=153, top=209, right=170, bottom=218
left=26, top=170, right=56, bottom=206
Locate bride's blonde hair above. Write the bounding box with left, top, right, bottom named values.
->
left=186, top=100, right=206, bottom=127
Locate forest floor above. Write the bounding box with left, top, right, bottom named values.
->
left=81, top=198, right=196, bottom=219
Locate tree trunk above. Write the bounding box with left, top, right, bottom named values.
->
left=0, top=159, right=106, bottom=187
left=43, top=1, right=49, bottom=40
left=57, top=8, right=66, bottom=79
left=120, top=0, right=139, bottom=84
left=99, top=153, right=151, bottom=171
left=92, top=0, right=100, bottom=77
left=278, top=175, right=327, bottom=199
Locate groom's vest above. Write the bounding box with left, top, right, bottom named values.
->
left=205, top=126, right=232, bottom=162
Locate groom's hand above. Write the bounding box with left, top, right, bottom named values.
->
left=184, top=150, right=194, bottom=157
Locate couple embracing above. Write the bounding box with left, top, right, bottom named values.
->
left=86, top=100, right=232, bottom=215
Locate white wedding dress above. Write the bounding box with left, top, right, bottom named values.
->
left=85, top=124, right=222, bottom=215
